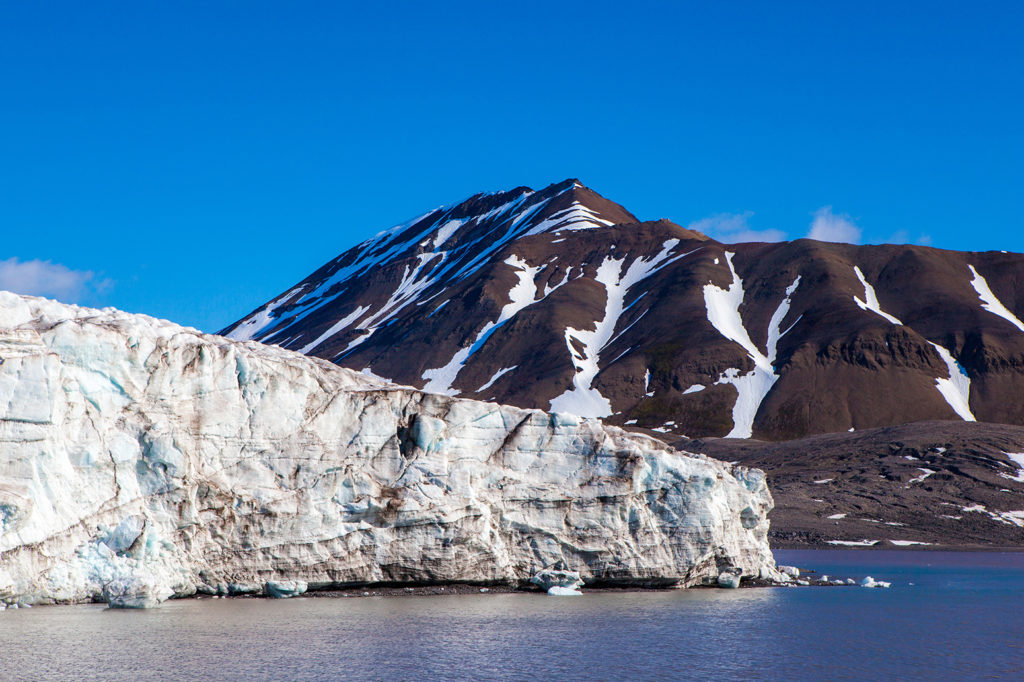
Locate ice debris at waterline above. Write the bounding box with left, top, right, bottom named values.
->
left=860, top=577, right=892, bottom=589
left=717, top=569, right=741, bottom=588
left=0, top=292, right=782, bottom=607
left=532, top=569, right=585, bottom=596
left=264, top=580, right=308, bottom=599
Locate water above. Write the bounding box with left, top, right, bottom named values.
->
left=2, top=551, right=1022, bottom=680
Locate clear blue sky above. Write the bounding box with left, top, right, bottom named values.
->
left=2, top=1, right=1021, bottom=332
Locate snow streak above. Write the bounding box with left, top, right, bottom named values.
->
left=477, top=366, right=517, bottom=393
left=928, top=341, right=975, bottom=421
left=422, top=256, right=554, bottom=395
left=853, top=267, right=902, bottom=325
left=549, top=240, right=690, bottom=418
left=230, top=183, right=617, bottom=347
left=704, top=252, right=800, bottom=438
left=968, top=264, right=1024, bottom=332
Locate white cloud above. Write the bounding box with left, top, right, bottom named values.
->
left=0, top=258, right=111, bottom=303
left=808, top=206, right=861, bottom=244
left=688, top=212, right=787, bottom=243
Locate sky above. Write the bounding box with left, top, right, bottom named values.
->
left=1, top=1, right=1022, bottom=332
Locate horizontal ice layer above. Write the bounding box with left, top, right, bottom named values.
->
left=0, top=291, right=779, bottom=605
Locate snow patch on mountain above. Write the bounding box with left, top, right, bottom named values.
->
left=298, top=305, right=370, bottom=354
left=477, top=366, right=517, bottom=393
left=422, top=256, right=546, bottom=395
left=227, top=287, right=304, bottom=342
left=432, top=219, right=466, bottom=249
left=928, top=341, right=975, bottom=421
left=704, top=253, right=800, bottom=438
left=550, top=241, right=688, bottom=418
left=968, top=264, right=1024, bottom=332
left=999, top=453, right=1024, bottom=483
left=526, top=202, right=615, bottom=235
left=854, top=267, right=902, bottom=325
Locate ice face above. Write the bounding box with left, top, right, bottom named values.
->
left=0, top=291, right=779, bottom=606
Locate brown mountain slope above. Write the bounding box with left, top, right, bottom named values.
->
left=222, top=179, right=1024, bottom=441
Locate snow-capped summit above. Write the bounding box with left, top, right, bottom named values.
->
left=222, top=180, right=1024, bottom=440
left=224, top=179, right=639, bottom=347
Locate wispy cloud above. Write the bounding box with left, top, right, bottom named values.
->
left=807, top=206, right=861, bottom=244
left=688, top=211, right=787, bottom=243
left=0, top=258, right=111, bottom=303
left=887, top=230, right=934, bottom=247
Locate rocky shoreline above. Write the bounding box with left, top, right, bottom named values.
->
left=674, top=421, right=1024, bottom=549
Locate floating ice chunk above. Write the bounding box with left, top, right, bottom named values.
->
left=778, top=565, right=800, bottom=578
left=103, top=576, right=174, bottom=609
left=547, top=585, right=583, bottom=596
left=860, top=576, right=891, bottom=589
left=265, top=580, right=308, bottom=598
left=968, top=264, right=1024, bottom=332
left=531, top=569, right=584, bottom=592
left=853, top=267, right=902, bottom=325
left=717, top=571, right=741, bottom=588
left=796, top=579, right=810, bottom=586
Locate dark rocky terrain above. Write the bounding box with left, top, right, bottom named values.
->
left=222, top=179, right=1024, bottom=442
left=676, top=421, right=1024, bottom=548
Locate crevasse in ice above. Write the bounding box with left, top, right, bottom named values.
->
left=0, top=291, right=780, bottom=607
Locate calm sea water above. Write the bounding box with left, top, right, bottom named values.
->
left=1, top=551, right=1022, bottom=681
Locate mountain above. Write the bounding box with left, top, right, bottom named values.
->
left=222, top=179, right=1024, bottom=441
left=0, top=291, right=778, bottom=606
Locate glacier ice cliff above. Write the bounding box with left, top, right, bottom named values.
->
left=0, top=291, right=779, bottom=606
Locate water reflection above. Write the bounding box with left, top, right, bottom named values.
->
left=2, top=553, right=1022, bottom=680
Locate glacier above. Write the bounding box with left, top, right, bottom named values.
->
left=0, top=291, right=780, bottom=607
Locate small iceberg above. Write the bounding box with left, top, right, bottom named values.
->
left=264, top=580, right=308, bottom=598
left=547, top=585, right=583, bottom=596
left=103, top=577, right=173, bottom=609
left=717, top=570, right=741, bottom=588
left=860, top=576, right=892, bottom=589
left=531, top=568, right=584, bottom=595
